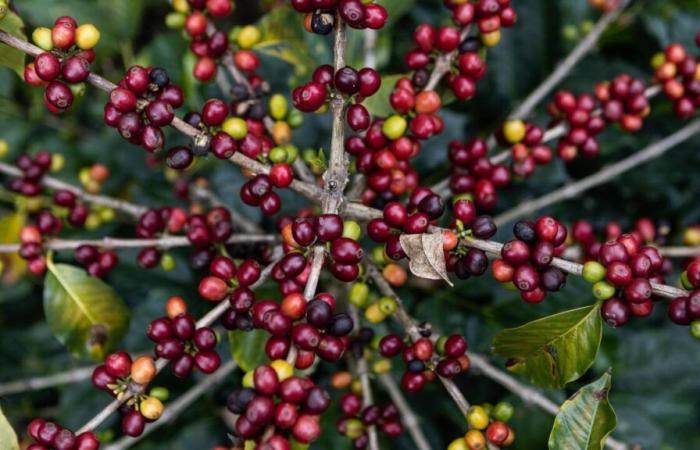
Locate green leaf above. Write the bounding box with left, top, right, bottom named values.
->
left=363, top=74, right=405, bottom=117
left=43, top=262, right=129, bottom=361
left=548, top=372, right=617, bottom=450
left=493, top=304, right=602, bottom=388
left=0, top=12, right=26, bottom=77
left=229, top=329, right=269, bottom=372
left=0, top=211, right=26, bottom=284
left=0, top=403, right=19, bottom=450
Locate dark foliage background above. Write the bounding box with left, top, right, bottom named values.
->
left=1, top=1, right=700, bottom=449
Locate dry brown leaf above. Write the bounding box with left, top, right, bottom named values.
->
left=399, top=233, right=453, bottom=286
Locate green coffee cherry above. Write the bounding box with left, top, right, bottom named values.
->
left=287, top=109, right=304, bottom=128
left=349, top=282, right=370, bottom=308
left=382, top=115, right=407, bottom=139
left=372, top=246, right=386, bottom=264
left=493, top=401, right=514, bottom=422
left=378, top=296, right=397, bottom=315
left=269, top=146, right=288, bottom=163
left=284, top=144, right=298, bottom=163
left=436, top=335, right=448, bottom=355
left=681, top=271, right=693, bottom=290
left=582, top=261, right=606, bottom=283
left=32, top=27, right=54, bottom=51
left=269, top=94, right=288, bottom=120
left=160, top=253, right=176, bottom=271
left=691, top=320, right=700, bottom=339
left=342, top=220, right=362, bottom=240
left=149, top=386, right=170, bottom=401
left=592, top=280, right=616, bottom=300
left=165, top=12, right=187, bottom=29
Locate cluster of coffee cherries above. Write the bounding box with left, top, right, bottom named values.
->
left=378, top=333, right=470, bottom=392
left=366, top=188, right=446, bottom=259
left=675, top=261, right=700, bottom=338
left=23, top=17, right=100, bottom=112
left=167, top=0, right=236, bottom=81
left=240, top=174, right=286, bottom=215
left=16, top=213, right=59, bottom=275
left=448, top=402, right=516, bottom=450
left=261, top=292, right=354, bottom=367
left=337, top=392, right=403, bottom=448
left=7, top=151, right=54, bottom=197
left=496, top=120, right=553, bottom=179
left=293, top=64, right=381, bottom=114
left=569, top=217, right=669, bottom=262
left=492, top=217, right=568, bottom=304
left=447, top=138, right=511, bottom=209
left=653, top=40, right=700, bottom=118
left=227, top=361, right=328, bottom=446
left=91, top=352, right=163, bottom=437
left=279, top=214, right=364, bottom=282
left=25, top=419, right=100, bottom=450
left=73, top=244, right=118, bottom=278
left=133, top=207, right=186, bottom=269
left=147, top=296, right=222, bottom=377
left=291, top=0, right=388, bottom=35
left=582, top=237, right=666, bottom=326
left=104, top=66, right=184, bottom=154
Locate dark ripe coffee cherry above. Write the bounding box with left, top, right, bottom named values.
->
left=166, top=146, right=194, bottom=170
left=137, top=247, right=161, bottom=268
left=269, top=163, right=293, bottom=188
left=254, top=364, right=280, bottom=396
left=624, top=278, right=652, bottom=303
left=266, top=336, right=290, bottom=360
left=606, top=261, right=633, bottom=286
left=75, top=432, right=100, bottom=450
left=35, top=52, right=61, bottom=81
left=279, top=376, right=308, bottom=403
left=149, top=67, right=170, bottom=88
left=514, top=264, right=539, bottom=292
left=599, top=240, right=629, bottom=265
left=687, top=291, right=700, bottom=320
left=280, top=252, right=307, bottom=277
left=145, top=100, right=174, bottom=126
left=601, top=298, right=630, bottom=327
left=361, top=405, right=381, bottom=425
left=501, top=239, right=530, bottom=265
left=291, top=218, right=316, bottom=246
left=147, top=317, right=173, bottom=342
left=531, top=241, right=554, bottom=268
left=260, top=191, right=281, bottom=215
left=329, top=261, right=360, bottom=282
left=103, top=103, right=123, bottom=127
left=541, top=267, right=566, bottom=292
left=292, top=323, right=321, bottom=350
left=328, top=313, right=354, bottom=336
left=235, top=415, right=261, bottom=440
left=513, top=220, right=537, bottom=244
left=122, top=411, right=145, bottom=437
left=347, top=104, right=370, bottom=131
left=306, top=298, right=333, bottom=329
left=379, top=334, right=404, bottom=357
left=62, top=56, right=91, bottom=83
left=265, top=310, right=293, bottom=335
left=367, top=218, right=392, bottom=242
left=158, top=84, right=184, bottom=108
left=227, top=388, right=256, bottom=414
left=464, top=248, right=488, bottom=275
left=405, top=212, right=430, bottom=234
left=193, top=326, right=217, bottom=350
left=316, top=214, right=343, bottom=242
left=45, top=81, right=74, bottom=110
left=363, top=3, right=388, bottom=29
left=105, top=350, right=132, bottom=378
left=117, top=112, right=142, bottom=140
left=471, top=215, right=497, bottom=239
left=211, top=131, right=237, bottom=159
left=358, top=67, right=381, bottom=97
left=73, top=244, right=99, bottom=265
left=418, top=194, right=444, bottom=220
left=155, top=338, right=185, bottom=359
left=383, top=201, right=407, bottom=228
left=207, top=30, right=229, bottom=56
left=274, top=402, right=298, bottom=430
left=335, top=66, right=360, bottom=95
left=407, top=359, right=425, bottom=373
left=330, top=238, right=363, bottom=264
left=202, top=99, right=229, bottom=126
left=126, top=65, right=150, bottom=94
left=246, top=396, right=276, bottom=426
left=91, top=365, right=115, bottom=390
left=53, top=429, right=76, bottom=450
left=444, top=334, right=468, bottom=358
left=302, top=386, right=331, bottom=415
left=238, top=259, right=262, bottom=286
left=292, top=414, right=321, bottom=444
left=667, top=297, right=691, bottom=325
left=172, top=353, right=195, bottom=378
left=339, top=0, right=366, bottom=26
left=311, top=10, right=334, bottom=35
left=230, top=287, right=255, bottom=313
left=535, top=216, right=558, bottom=242
left=340, top=392, right=362, bottom=416
left=437, top=358, right=462, bottom=378
left=110, top=87, right=138, bottom=112
left=140, top=125, right=164, bottom=152
left=194, top=349, right=221, bottom=373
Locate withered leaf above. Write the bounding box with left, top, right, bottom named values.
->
left=399, top=233, right=453, bottom=286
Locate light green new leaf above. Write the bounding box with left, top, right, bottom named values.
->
left=0, top=12, right=26, bottom=77
left=493, top=304, right=602, bottom=388
left=548, top=372, right=617, bottom=450
left=44, top=262, right=129, bottom=361
left=229, top=329, right=269, bottom=372
left=0, top=403, right=20, bottom=450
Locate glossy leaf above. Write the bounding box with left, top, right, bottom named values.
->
left=0, top=12, right=26, bottom=77
left=0, top=403, right=19, bottom=450
left=548, top=372, right=617, bottom=450
left=44, top=262, right=129, bottom=361
left=493, top=304, right=602, bottom=388
left=229, top=329, right=269, bottom=372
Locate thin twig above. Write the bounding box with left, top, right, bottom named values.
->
left=508, top=1, right=629, bottom=120
left=0, top=233, right=276, bottom=254
left=0, top=366, right=94, bottom=396
left=658, top=246, right=700, bottom=258
left=103, top=359, right=238, bottom=450
left=378, top=374, right=432, bottom=450
left=493, top=118, right=700, bottom=225
left=0, top=161, right=146, bottom=218
left=357, top=355, right=380, bottom=450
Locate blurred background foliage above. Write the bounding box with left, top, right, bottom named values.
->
left=1, top=0, right=700, bottom=449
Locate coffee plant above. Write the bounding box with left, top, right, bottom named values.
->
left=1, top=0, right=700, bottom=449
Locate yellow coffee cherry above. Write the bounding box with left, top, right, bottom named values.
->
left=237, top=25, right=262, bottom=49
left=270, top=359, right=294, bottom=382
left=466, top=405, right=490, bottom=430
left=222, top=117, right=248, bottom=140
left=269, top=94, right=288, bottom=120
left=482, top=30, right=501, bottom=47
left=0, top=139, right=8, bottom=158
left=50, top=153, right=64, bottom=172
left=272, top=121, right=292, bottom=145
left=172, top=0, right=191, bottom=13
left=32, top=27, right=54, bottom=51
left=372, top=359, right=392, bottom=374
left=502, top=119, right=526, bottom=144
left=365, top=303, right=387, bottom=324
left=447, top=437, right=469, bottom=450
left=684, top=227, right=700, bottom=246
left=85, top=214, right=102, bottom=231
left=75, top=24, right=101, bottom=50
left=99, top=208, right=115, bottom=222
left=139, top=396, right=164, bottom=420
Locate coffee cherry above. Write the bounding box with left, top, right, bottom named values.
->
left=601, top=298, right=630, bottom=327
left=199, top=276, right=228, bottom=301
left=121, top=410, right=145, bottom=437
left=105, top=351, right=132, bottom=378
left=195, top=350, right=221, bottom=373
left=62, top=56, right=91, bottom=83
left=131, top=356, right=156, bottom=384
